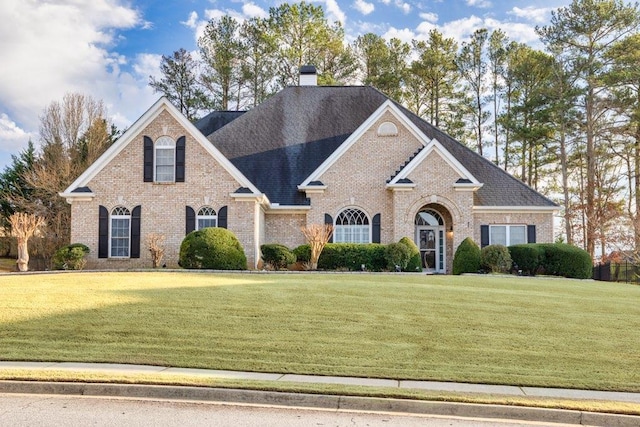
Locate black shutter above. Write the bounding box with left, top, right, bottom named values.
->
left=143, top=136, right=153, bottom=182
left=218, top=206, right=227, bottom=229
left=480, top=225, right=489, bottom=248
left=325, top=214, right=333, bottom=243
left=98, top=205, right=109, bottom=258
left=186, top=206, right=196, bottom=234
left=372, top=213, right=381, bottom=243
left=175, top=136, right=185, bottom=182
left=131, top=205, right=141, bottom=258
left=527, top=225, right=537, bottom=243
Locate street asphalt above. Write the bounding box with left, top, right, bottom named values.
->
left=0, top=362, right=639, bottom=426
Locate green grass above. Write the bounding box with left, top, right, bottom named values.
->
left=0, top=272, right=639, bottom=392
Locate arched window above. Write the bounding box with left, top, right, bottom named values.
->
left=334, top=208, right=370, bottom=244
left=110, top=206, right=131, bottom=257
left=197, top=206, right=217, bottom=230
left=155, top=136, right=175, bottom=182
left=415, top=209, right=444, bottom=226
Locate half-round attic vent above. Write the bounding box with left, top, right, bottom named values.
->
left=377, top=121, right=398, bottom=137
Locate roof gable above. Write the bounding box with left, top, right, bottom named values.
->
left=61, top=97, right=260, bottom=197
left=300, top=100, right=435, bottom=187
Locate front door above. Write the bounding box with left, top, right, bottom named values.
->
left=416, top=226, right=444, bottom=273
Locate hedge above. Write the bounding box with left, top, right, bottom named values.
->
left=537, top=243, right=592, bottom=279
left=260, top=243, right=296, bottom=270
left=508, top=244, right=544, bottom=276
left=52, top=243, right=90, bottom=270
left=452, top=237, right=481, bottom=275
left=480, top=244, right=512, bottom=273
left=179, top=228, right=247, bottom=270
left=399, top=237, right=422, bottom=272
left=317, top=243, right=387, bottom=271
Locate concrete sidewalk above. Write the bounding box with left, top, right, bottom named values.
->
left=1, top=362, right=639, bottom=426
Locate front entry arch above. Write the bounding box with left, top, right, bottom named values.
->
left=415, top=208, right=446, bottom=273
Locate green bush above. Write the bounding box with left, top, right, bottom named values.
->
left=452, top=237, right=481, bottom=275
left=292, top=244, right=311, bottom=263
left=398, top=237, right=422, bottom=272
left=261, top=243, right=296, bottom=270
left=52, top=243, right=90, bottom=270
left=538, top=243, right=592, bottom=279
left=508, top=244, right=543, bottom=276
left=179, top=228, right=247, bottom=270
left=481, top=244, right=512, bottom=274
left=0, top=237, right=11, bottom=257
left=318, top=243, right=387, bottom=271
left=384, top=242, right=410, bottom=271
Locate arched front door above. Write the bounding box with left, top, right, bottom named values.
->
left=415, top=208, right=445, bottom=273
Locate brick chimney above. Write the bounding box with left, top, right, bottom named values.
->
left=299, top=65, right=317, bottom=86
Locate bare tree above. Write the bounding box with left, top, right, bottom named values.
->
left=9, top=212, right=44, bottom=272
left=145, top=233, right=166, bottom=268
left=300, top=224, right=333, bottom=270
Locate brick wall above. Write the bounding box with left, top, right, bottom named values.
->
left=70, top=108, right=259, bottom=269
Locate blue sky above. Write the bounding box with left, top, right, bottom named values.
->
left=0, top=0, right=570, bottom=172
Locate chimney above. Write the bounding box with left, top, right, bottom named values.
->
left=299, top=65, right=317, bottom=86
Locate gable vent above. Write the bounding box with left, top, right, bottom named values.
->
left=377, top=122, right=398, bottom=137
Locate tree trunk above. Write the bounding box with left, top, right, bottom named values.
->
left=559, top=123, right=573, bottom=244
left=16, top=237, right=29, bottom=272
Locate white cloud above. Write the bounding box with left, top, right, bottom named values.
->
left=353, top=0, right=375, bottom=15
left=323, top=0, right=347, bottom=23
left=508, top=6, right=553, bottom=24
left=382, top=27, right=416, bottom=44
left=380, top=0, right=391, bottom=5
left=0, top=0, right=146, bottom=145
left=0, top=114, right=35, bottom=153
left=419, top=12, right=438, bottom=24
left=466, top=0, right=492, bottom=8
left=243, top=2, right=268, bottom=19
left=181, top=11, right=199, bottom=29
left=395, top=0, right=412, bottom=14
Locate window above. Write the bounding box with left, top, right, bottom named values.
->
left=490, top=225, right=526, bottom=246
left=334, top=208, right=370, bottom=243
left=110, top=206, right=131, bottom=257
left=415, top=209, right=444, bottom=226
left=197, top=206, right=217, bottom=230
left=155, top=136, right=175, bottom=182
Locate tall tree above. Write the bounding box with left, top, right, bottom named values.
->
left=268, top=1, right=354, bottom=87
left=457, top=28, right=490, bottom=155
left=15, top=94, right=115, bottom=259
left=199, top=16, right=244, bottom=110
left=605, top=33, right=640, bottom=251
left=538, top=0, right=640, bottom=257
left=408, top=29, right=459, bottom=130
left=240, top=17, right=278, bottom=108
left=488, top=29, right=508, bottom=164
left=0, top=140, right=35, bottom=231
left=149, top=48, right=210, bottom=121
left=352, top=34, right=409, bottom=102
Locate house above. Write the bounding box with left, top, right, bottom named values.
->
left=60, top=67, right=558, bottom=273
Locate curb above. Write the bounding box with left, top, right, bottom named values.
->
left=1, top=380, right=639, bottom=427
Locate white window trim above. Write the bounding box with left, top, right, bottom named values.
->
left=109, top=207, right=131, bottom=258
left=196, top=206, right=218, bottom=230
left=154, top=136, right=175, bottom=183
left=489, top=224, right=527, bottom=246
left=334, top=207, right=371, bottom=244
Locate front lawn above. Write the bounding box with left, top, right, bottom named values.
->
left=0, top=272, right=638, bottom=392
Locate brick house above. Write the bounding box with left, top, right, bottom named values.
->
left=60, top=68, right=558, bottom=273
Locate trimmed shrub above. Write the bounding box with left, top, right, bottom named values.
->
left=384, top=242, right=410, bottom=271
left=318, top=243, right=387, bottom=271
left=452, top=237, right=481, bottom=275
left=52, top=243, right=90, bottom=270
left=293, top=244, right=311, bottom=263
left=179, top=228, right=247, bottom=270
left=538, top=243, right=592, bottom=279
left=481, top=244, right=512, bottom=273
left=508, top=244, right=543, bottom=276
left=261, top=243, right=296, bottom=270
left=399, top=237, right=422, bottom=272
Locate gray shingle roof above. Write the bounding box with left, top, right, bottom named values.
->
left=201, top=86, right=557, bottom=208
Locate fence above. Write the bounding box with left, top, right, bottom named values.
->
left=593, top=261, right=640, bottom=283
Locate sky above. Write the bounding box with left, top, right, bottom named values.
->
left=0, top=0, right=571, bottom=172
